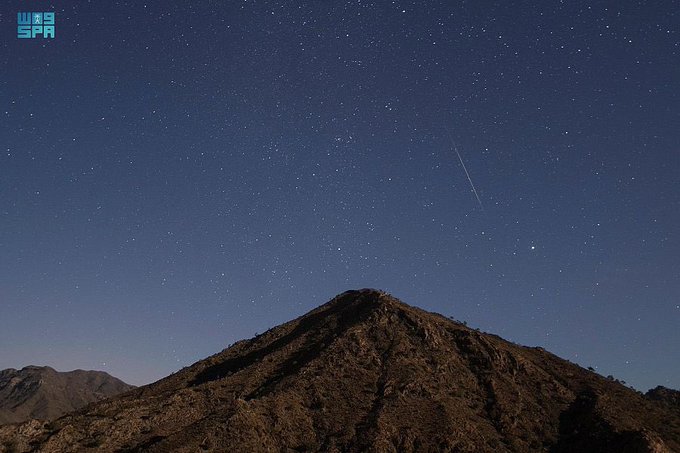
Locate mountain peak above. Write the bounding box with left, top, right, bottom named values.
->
left=1, top=291, right=679, bottom=452
left=186, top=288, right=408, bottom=389
left=19, top=365, right=53, bottom=372
left=305, top=288, right=444, bottom=332
left=318, top=288, right=403, bottom=311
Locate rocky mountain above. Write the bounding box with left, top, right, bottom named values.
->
left=1, top=289, right=678, bottom=452
left=646, top=386, right=680, bottom=415
left=0, top=366, right=134, bottom=426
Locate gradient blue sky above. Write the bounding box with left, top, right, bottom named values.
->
left=1, top=1, right=678, bottom=390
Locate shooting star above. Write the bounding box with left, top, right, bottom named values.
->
left=445, top=129, right=484, bottom=211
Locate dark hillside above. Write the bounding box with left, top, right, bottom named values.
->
left=1, top=289, right=677, bottom=452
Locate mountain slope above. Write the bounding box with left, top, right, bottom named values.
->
left=1, top=289, right=678, bottom=452
left=0, top=367, right=134, bottom=426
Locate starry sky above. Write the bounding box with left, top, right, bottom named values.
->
left=1, top=1, right=678, bottom=390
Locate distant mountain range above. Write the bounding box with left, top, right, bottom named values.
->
left=0, top=366, right=134, bottom=425
left=1, top=289, right=678, bottom=452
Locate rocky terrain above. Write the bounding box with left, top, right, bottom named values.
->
left=646, top=386, right=680, bottom=416
left=0, top=366, right=134, bottom=426
left=1, top=289, right=678, bottom=452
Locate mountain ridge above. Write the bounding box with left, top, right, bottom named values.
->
left=1, top=289, right=678, bottom=452
left=0, top=366, right=134, bottom=426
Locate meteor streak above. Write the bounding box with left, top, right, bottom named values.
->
left=445, top=129, right=484, bottom=211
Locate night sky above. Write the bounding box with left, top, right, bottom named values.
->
left=1, top=1, right=678, bottom=390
